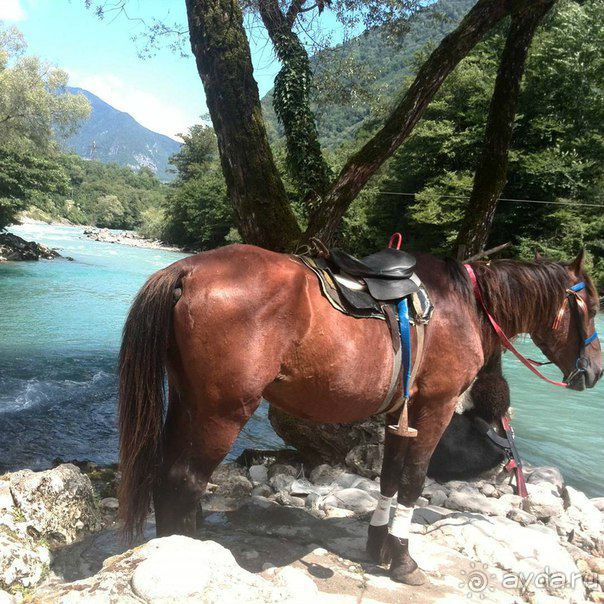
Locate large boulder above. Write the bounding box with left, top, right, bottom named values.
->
left=0, top=233, right=60, bottom=262
left=33, top=536, right=311, bottom=603
left=268, top=408, right=383, bottom=468
left=7, top=464, right=101, bottom=545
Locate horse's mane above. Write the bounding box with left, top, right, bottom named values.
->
left=446, top=257, right=597, bottom=334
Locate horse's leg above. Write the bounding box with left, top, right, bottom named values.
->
left=366, top=416, right=411, bottom=563
left=388, top=400, right=457, bottom=585
left=153, top=385, right=261, bottom=537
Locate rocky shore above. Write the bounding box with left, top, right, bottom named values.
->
left=82, top=227, right=184, bottom=252
left=1, top=455, right=602, bottom=603
left=0, top=233, right=64, bottom=262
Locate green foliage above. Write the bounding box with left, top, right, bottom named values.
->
left=0, top=25, right=90, bottom=152
left=162, top=170, right=232, bottom=250
left=342, top=0, right=604, bottom=288
left=157, top=124, right=234, bottom=250
left=52, top=155, right=168, bottom=229
left=0, top=147, right=68, bottom=228
left=0, top=23, right=90, bottom=229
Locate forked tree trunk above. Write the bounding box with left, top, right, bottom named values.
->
left=455, top=1, right=554, bottom=259
left=185, top=0, right=302, bottom=251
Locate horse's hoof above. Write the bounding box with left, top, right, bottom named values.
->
left=366, top=524, right=391, bottom=565
left=390, top=566, right=427, bottom=586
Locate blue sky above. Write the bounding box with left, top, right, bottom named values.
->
left=0, top=0, right=343, bottom=141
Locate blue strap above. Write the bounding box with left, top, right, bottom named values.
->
left=570, top=282, right=586, bottom=292
left=585, top=331, right=598, bottom=346
left=397, top=298, right=412, bottom=398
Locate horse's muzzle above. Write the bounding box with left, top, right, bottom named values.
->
left=566, top=365, right=602, bottom=391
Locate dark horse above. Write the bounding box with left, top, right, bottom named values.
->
left=117, top=245, right=601, bottom=585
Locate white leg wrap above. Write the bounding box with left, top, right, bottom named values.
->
left=390, top=503, right=414, bottom=539
left=370, top=494, right=393, bottom=526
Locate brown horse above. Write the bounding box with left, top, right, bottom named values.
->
left=117, top=244, right=601, bottom=585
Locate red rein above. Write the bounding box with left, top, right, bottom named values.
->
left=464, top=264, right=567, bottom=388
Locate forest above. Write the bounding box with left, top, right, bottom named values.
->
left=1, top=0, right=602, bottom=285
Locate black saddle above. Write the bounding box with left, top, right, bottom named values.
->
left=329, top=248, right=419, bottom=301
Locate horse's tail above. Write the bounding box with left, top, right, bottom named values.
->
left=117, top=262, right=185, bottom=540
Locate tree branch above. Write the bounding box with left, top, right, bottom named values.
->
left=455, top=1, right=555, bottom=259
left=465, top=242, right=512, bottom=262
left=305, top=0, right=553, bottom=244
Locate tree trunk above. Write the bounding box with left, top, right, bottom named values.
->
left=185, top=0, right=301, bottom=251
left=258, top=0, right=332, bottom=200
left=455, top=2, right=554, bottom=259
left=305, top=0, right=552, bottom=245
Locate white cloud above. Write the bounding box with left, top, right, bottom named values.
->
left=0, top=0, right=26, bottom=21
left=69, top=71, right=198, bottom=141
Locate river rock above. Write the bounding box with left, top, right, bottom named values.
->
left=268, top=408, right=383, bottom=467
left=507, top=508, right=538, bottom=526
left=423, top=512, right=584, bottom=601
left=322, top=488, right=377, bottom=514
left=267, top=464, right=298, bottom=480
left=0, top=529, right=50, bottom=591
left=0, top=233, right=60, bottom=262
left=591, top=498, right=604, bottom=513
left=269, top=474, right=295, bottom=493
left=309, top=464, right=343, bottom=486
left=345, top=444, right=384, bottom=478
left=210, top=465, right=253, bottom=498
left=481, top=483, right=497, bottom=497
left=444, top=490, right=507, bottom=516
left=35, top=536, right=287, bottom=603
left=430, top=490, right=448, bottom=507
left=251, top=484, right=273, bottom=498
left=211, top=462, right=247, bottom=483
left=248, top=464, right=268, bottom=485
left=528, top=467, right=565, bottom=491
left=0, top=590, right=15, bottom=604
left=270, top=566, right=319, bottom=602
left=7, top=464, right=100, bottom=545
left=523, top=484, right=564, bottom=520
left=563, top=486, right=603, bottom=550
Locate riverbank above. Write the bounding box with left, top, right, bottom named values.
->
left=82, top=227, right=186, bottom=252
left=13, top=215, right=188, bottom=254
left=1, top=455, right=602, bottom=602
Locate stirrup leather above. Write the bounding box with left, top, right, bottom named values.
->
left=388, top=398, right=418, bottom=437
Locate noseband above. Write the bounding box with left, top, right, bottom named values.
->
left=465, top=265, right=599, bottom=388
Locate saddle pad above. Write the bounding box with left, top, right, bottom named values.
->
left=296, top=255, right=386, bottom=320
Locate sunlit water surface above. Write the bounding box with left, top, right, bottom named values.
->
left=0, top=224, right=601, bottom=495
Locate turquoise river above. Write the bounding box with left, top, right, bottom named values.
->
left=0, top=223, right=602, bottom=495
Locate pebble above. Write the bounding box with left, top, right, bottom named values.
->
left=249, top=464, right=268, bottom=485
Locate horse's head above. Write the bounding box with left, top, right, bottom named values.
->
left=531, top=250, right=602, bottom=391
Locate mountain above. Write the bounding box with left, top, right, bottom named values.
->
left=61, top=87, right=181, bottom=181
left=262, top=0, right=476, bottom=149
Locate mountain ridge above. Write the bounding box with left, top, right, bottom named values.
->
left=61, top=87, right=181, bottom=181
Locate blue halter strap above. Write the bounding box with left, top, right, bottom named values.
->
left=568, top=282, right=598, bottom=346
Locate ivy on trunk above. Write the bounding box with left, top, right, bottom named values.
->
left=185, top=0, right=302, bottom=251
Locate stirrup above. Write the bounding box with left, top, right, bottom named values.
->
left=387, top=398, right=418, bottom=437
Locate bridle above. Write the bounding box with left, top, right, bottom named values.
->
left=552, top=281, right=599, bottom=386
left=464, top=265, right=599, bottom=389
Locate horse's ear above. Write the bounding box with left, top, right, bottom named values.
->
left=569, top=249, right=585, bottom=275
left=534, top=250, right=543, bottom=262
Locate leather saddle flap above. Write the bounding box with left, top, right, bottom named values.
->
left=330, top=248, right=416, bottom=279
